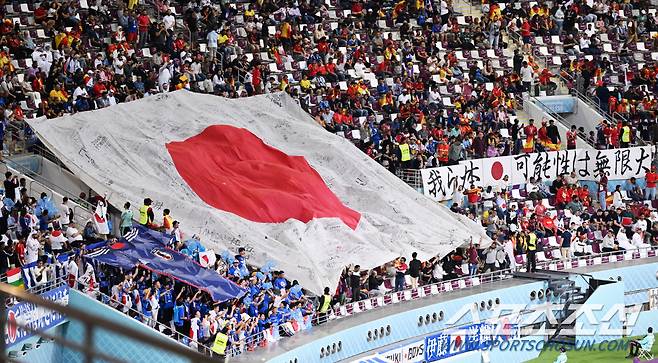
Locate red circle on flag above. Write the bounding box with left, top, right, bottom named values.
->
left=491, top=161, right=504, bottom=180
left=166, top=125, right=361, bottom=229
left=7, top=310, right=17, bottom=343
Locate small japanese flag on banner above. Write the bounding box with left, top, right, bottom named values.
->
left=198, top=250, right=217, bottom=268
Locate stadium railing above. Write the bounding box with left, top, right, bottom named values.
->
left=227, top=245, right=658, bottom=357
left=21, top=274, right=215, bottom=357
left=0, top=282, right=217, bottom=363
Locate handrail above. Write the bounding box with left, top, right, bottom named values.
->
left=228, top=246, right=657, bottom=356
left=525, top=93, right=596, bottom=149
left=18, top=273, right=215, bottom=357
left=25, top=276, right=67, bottom=296
left=561, top=75, right=622, bottom=123
left=0, top=282, right=218, bottom=363
left=89, top=284, right=215, bottom=355
left=6, top=158, right=96, bottom=214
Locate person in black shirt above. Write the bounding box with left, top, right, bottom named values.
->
left=0, top=242, right=17, bottom=275
left=408, top=252, right=422, bottom=289
left=350, top=265, right=362, bottom=302
left=590, top=209, right=605, bottom=230
left=367, top=270, right=383, bottom=296
left=546, top=120, right=561, bottom=145
left=551, top=175, right=564, bottom=194
left=3, top=172, right=18, bottom=202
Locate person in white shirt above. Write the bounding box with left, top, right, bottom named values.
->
left=484, top=243, right=502, bottom=272
left=25, top=232, right=41, bottom=265
left=496, top=175, right=510, bottom=194
left=66, top=223, right=84, bottom=246
left=573, top=236, right=588, bottom=256
left=526, top=177, right=541, bottom=200
left=113, top=56, right=125, bottom=75
left=67, top=255, right=80, bottom=288
left=634, top=218, right=647, bottom=232
left=170, top=221, right=182, bottom=246
left=158, top=62, right=172, bottom=91
left=612, top=185, right=624, bottom=209
left=72, top=85, right=88, bottom=102
left=579, top=35, right=590, bottom=52
left=601, top=230, right=617, bottom=253
left=78, top=262, right=98, bottom=298
left=59, top=197, right=72, bottom=227
left=617, top=229, right=634, bottom=250
left=163, top=11, right=176, bottom=31
left=32, top=259, right=52, bottom=286
left=429, top=86, right=441, bottom=105
left=520, top=62, right=533, bottom=91
left=481, top=186, right=495, bottom=210
left=440, top=0, right=450, bottom=23
left=93, top=54, right=104, bottom=69
left=206, top=29, right=218, bottom=62
left=110, top=284, right=121, bottom=308
left=107, top=90, right=117, bottom=105
left=397, top=89, right=411, bottom=105
left=584, top=23, right=596, bottom=38
left=452, top=185, right=465, bottom=209
left=37, top=53, right=52, bottom=74
left=554, top=6, right=565, bottom=34
left=149, top=289, right=160, bottom=328
left=504, top=238, right=516, bottom=270
left=48, top=228, right=67, bottom=254
left=632, top=228, right=649, bottom=248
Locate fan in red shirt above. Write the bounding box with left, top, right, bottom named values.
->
left=93, top=81, right=107, bottom=98
left=578, top=186, right=591, bottom=206
left=523, top=119, right=538, bottom=152
left=566, top=125, right=578, bottom=149
left=555, top=186, right=571, bottom=207
left=646, top=166, right=658, bottom=200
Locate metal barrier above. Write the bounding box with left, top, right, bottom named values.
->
left=226, top=245, right=658, bottom=357
left=25, top=276, right=67, bottom=297
left=0, top=282, right=217, bottom=363
left=523, top=93, right=596, bottom=148
left=89, top=288, right=215, bottom=356
left=15, top=274, right=216, bottom=358
left=395, top=168, right=423, bottom=190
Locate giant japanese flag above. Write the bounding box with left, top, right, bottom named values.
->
left=28, top=91, right=489, bottom=293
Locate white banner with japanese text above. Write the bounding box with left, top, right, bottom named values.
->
left=421, top=146, right=654, bottom=201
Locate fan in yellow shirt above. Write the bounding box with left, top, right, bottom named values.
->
left=49, top=85, right=69, bottom=103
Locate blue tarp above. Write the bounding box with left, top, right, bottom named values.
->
left=83, top=225, right=245, bottom=302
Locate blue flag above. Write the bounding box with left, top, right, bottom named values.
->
left=84, top=225, right=245, bottom=302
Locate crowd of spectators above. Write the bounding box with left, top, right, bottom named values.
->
left=0, top=170, right=316, bottom=356
left=492, top=0, right=658, bottom=144
left=0, top=0, right=605, bottom=177
left=2, top=0, right=658, bottom=358
left=339, top=165, right=658, bottom=303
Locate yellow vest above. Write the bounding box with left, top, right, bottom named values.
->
left=212, top=332, right=229, bottom=355
left=139, top=205, right=150, bottom=225
left=621, top=126, right=631, bottom=143
left=319, top=294, right=331, bottom=313
left=527, top=233, right=537, bottom=251
left=399, top=144, right=411, bottom=162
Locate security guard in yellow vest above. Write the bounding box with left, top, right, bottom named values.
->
left=399, top=139, right=411, bottom=168
left=620, top=122, right=631, bottom=148
left=525, top=232, right=538, bottom=272
left=211, top=330, right=229, bottom=361
left=139, top=198, right=154, bottom=227
left=316, top=287, right=332, bottom=324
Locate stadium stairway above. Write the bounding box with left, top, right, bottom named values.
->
left=514, top=270, right=595, bottom=347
